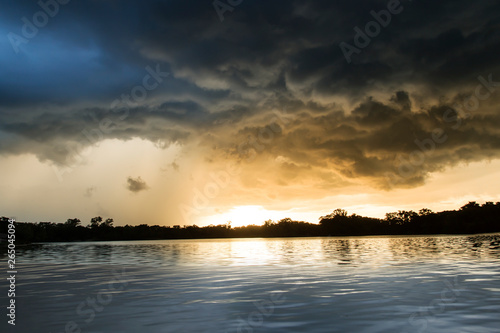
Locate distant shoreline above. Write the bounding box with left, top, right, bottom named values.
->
left=3, top=201, right=500, bottom=243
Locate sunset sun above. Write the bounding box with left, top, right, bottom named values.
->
left=199, top=205, right=276, bottom=228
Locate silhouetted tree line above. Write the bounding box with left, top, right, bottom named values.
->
left=2, top=201, right=500, bottom=243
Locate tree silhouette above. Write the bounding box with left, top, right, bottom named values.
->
left=90, top=216, right=103, bottom=229
left=6, top=201, right=500, bottom=242
left=64, top=218, right=81, bottom=227
left=418, top=208, right=433, bottom=216
left=320, top=208, right=348, bottom=220
left=461, top=201, right=480, bottom=210
left=102, top=218, right=114, bottom=228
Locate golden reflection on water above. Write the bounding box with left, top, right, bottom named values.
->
left=6, top=234, right=500, bottom=333
left=12, top=234, right=500, bottom=268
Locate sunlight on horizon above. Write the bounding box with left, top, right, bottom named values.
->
left=199, top=205, right=284, bottom=227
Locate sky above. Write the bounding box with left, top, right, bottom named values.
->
left=1, top=0, right=500, bottom=227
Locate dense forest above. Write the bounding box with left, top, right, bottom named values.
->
left=2, top=201, right=500, bottom=243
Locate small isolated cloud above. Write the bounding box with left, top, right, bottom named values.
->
left=126, top=176, right=149, bottom=193
left=171, top=161, right=180, bottom=171
left=84, top=186, right=96, bottom=198
left=160, top=161, right=180, bottom=172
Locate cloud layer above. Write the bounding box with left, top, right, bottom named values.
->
left=1, top=0, right=499, bottom=194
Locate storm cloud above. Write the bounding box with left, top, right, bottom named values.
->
left=1, top=0, right=499, bottom=191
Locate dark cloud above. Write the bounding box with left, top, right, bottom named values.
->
left=205, top=90, right=500, bottom=189
left=126, top=176, right=149, bottom=193
left=1, top=0, right=499, bottom=190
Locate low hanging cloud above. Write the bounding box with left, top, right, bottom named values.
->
left=126, top=176, right=149, bottom=193
left=196, top=86, right=500, bottom=192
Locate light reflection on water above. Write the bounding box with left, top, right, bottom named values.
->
left=2, top=234, right=500, bottom=332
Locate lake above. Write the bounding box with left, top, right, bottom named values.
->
left=2, top=234, right=500, bottom=332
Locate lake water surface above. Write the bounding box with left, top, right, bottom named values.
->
left=2, top=234, right=500, bottom=332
